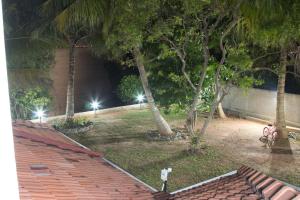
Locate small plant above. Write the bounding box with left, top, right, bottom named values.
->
left=52, top=117, right=93, bottom=130
left=188, top=136, right=203, bottom=154
left=10, top=87, right=51, bottom=120
left=117, top=75, right=143, bottom=104
left=164, top=103, right=186, bottom=115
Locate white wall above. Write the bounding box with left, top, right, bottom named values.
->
left=222, top=87, right=300, bottom=127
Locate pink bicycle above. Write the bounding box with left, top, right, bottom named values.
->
left=260, top=124, right=278, bottom=148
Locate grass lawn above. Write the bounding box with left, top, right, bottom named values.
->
left=68, top=109, right=239, bottom=192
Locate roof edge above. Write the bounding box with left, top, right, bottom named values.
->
left=55, top=128, right=91, bottom=150
left=102, top=157, right=158, bottom=192
left=13, top=126, right=101, bottom=158
left=27, top=121, right=159, bottom=193
left=170, top=170, right=237, bottom=195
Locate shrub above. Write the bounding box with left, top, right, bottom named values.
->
left=117, top=75, right=143, bottom=104
left=10, top=87, right=51, bottom=120
left=163, top=103, right=186, bottom=115
left=52, top=117, right=93, bottom=130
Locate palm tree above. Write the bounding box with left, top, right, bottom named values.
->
left=105, top=0, right=173, bottom=136
left=37, top=0, right=113, bottom=119
left=133, top=47, right=173, bottom=135
left=240, top=0, right=300, bottom=139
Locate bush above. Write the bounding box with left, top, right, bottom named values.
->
left=52, top=117, right=93, bottom=130
left=117, top=75, right=143, bottom=104
left=10, top=87, right=51, bottom=120
left=163, top=103, right=186, bottom=115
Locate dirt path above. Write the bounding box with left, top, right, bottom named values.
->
left=200, top=118, right=300, bottom=186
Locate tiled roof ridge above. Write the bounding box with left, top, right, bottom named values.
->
left=153, top=173, right=243, bottom=200
left=14, top=128, right=101, bottom=158
left=238, top=165, right=300, bottom=200
left=154, top=165, right=300, bottom=200
left=177, top=174, right=237, bottom=196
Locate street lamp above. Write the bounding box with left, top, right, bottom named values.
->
left=33, top=109, right=45, bottom=123
left=90, top=100, right=100, bottom=116
left=136, top=94, right=145, bottom=109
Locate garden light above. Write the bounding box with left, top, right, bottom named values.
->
left=136, top=94, right=144, bottom=102
left=90, top=100, right=100, bottom=116
left=34, top=108, right=45, bottom=123
left=136, top=94, right=145, bottom=109
left=91, top=101, right=100, bottom=110
left=161, top=168, right=172, bottom=192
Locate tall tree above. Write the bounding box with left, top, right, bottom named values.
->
left=240, top=0, right=300, bottom=139
left=36, top=0, right=113, bottom=119
left=106, top=0, right=173, bottom=135
left=153, top=0, right=242, bottom=135
left=3, top=0, right=55, bottom=70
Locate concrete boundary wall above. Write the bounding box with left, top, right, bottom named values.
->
left=222, top=87, right=300, bottom=127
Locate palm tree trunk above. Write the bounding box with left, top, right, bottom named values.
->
left=275, top=47, right=287, bottom=138
left=133, top=47, right=173, bottom=136
left=65, top=42, right=76, bottom=119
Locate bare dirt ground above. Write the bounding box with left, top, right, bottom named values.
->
left=199, top=117, right=300, bottom=186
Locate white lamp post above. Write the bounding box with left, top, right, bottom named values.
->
left=136, top=94, right=144, bottom=109
left=161, top=168, right=172, bottom=192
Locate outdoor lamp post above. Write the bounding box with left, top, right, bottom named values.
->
left=90, top=100, right=100, bottom=116
left=161, top=168, right=172, bottom=192
left=34, top=109, right=45, bottom=123
left=136, top=94, right=145, bottom=109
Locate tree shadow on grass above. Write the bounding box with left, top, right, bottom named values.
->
left=127, top=150, right=190, bottom=172
left=271, top=138, right=293, bottom=154
left=269, top=139, right=295, bottom=178
left=72, top=132, right=148, bottom=146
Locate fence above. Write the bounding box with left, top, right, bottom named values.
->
left=222, top=87, right=300, bottom=127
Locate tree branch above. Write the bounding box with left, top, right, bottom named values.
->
left=252, top=67, right=277, bottom=75
left=252, top=51, right=280, bottom=63
left=208, top=13, right=224, bottom=36
left=286, top=71, right=300, bottom=79
left=162, top=36, right=197, bottom=91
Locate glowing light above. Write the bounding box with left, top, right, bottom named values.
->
left=33, top=108, right=45, bottom=123
left=136, top=94, right=145, bottom=103
left=90, top=100, right=100, bottom=110
left=34, top=109, right=45, bottom=118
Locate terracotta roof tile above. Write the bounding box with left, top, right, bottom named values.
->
left=293, top=195, right=300, bottom=200
left=261, top=180, right=284, bottom=199
left=271, top=186, right=300, bottom=200
left=155, top=166, right=300, bottom=200
left=13, top=121, right=155, bottom=199
left=163, top=173, right=260, bottom=200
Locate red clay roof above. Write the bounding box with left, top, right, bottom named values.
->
left=13, top=121, right=154, bottom=200
left=154, top=166, right=300, bottom=200
left=12, top=121, right=300, bottom=200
